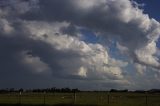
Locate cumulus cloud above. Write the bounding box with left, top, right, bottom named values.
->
left=22, top=0, right=160, bottom=68
left=0, top=19, right=14, bottom=35
left=135, top=41, right=160, bottom=68
left=24, top=21, right=127, bottom=81
left=20, top=51, right=51, bottom=74
left=0, top=0, right=160, bottom=89
left=0, top=0, right=39, bottom=14
left=134, top=63, right=146, bottom=75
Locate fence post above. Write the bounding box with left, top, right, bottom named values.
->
left=44, top=91, right=46, bottom=105
left=8, top=92, right=11, bottom=104
left=74, top=91, right=76, bottom=104
left=107, top=92, right=109, bottom=105
left=98, top=91, right=101, bottom=105
left=145, top=92, right=148, bottom=106
left=19, top=91, right=21, bottom=104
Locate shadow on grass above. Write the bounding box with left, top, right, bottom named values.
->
left=0, top=104, right=99, bottom=106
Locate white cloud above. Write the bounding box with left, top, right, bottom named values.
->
left=108, top=58, right=128, bottom=67
left=135, top=41, right=160, bottom=68
left=2, top=0, right=39, bottom=14
left=24, top=20, right=128, bottom=82
left=0, top=0, right=160, bottom=89
left=116, top=42, right=129, bottom=54
left=78, top=66, right=87, bottom=77
left=7, top=0, right=160, bottom=69
left=33, top=0, right=160, bottom=70
left=20, top=51, right=51, bottom=74
left=0, top=19, right=14, bottom=35
left=134, top=63, right=146, bottom=75
left=103, top=66, right=124, bottom=79
left=72, top=0, right=106, bottom=11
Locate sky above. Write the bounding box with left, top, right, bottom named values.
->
left=0, top=0, right=160, bottom=90
left=135, top=0, right=160, bottom=21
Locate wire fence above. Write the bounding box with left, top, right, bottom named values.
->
left=0, top=92, right=160, bottom=106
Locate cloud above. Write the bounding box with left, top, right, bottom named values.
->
left=20, top=0, right=160, bottom=68
left=0, top=19, right=14, bottom=35
left=0, top=0, right=160, bottom=89
left=0, top=0, right=39, bottom=14
left=20, top=50, right=51, bottom=74
left=134, top=63, right=146, bottom=75
left=0, top=16, right=128, bottom=89
left=135, top=41, right=160, bottom=68
left=24, top=21, right=127, bottom=81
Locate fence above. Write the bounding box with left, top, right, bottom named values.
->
left=0, top=92, right=160, bottom=106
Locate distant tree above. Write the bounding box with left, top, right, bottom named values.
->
left=50, top=87, right=56, bottom=92
left=0, top=89, right=8, bottom=93
left=110, top=89, right=128, bottom=92
left=61, top=88, right=71, bottom=92
left=134, top=90, right=145, bottom=93
left=9, top=88, right=15, bottom=92
left=148, top=89, right=160, bottom=93
left=19, top=88, right=24, bottom=92
left=72, top=88, right=80, bottom=92
left=0, top=87, right=81, bottom=93
left=119, top=89, right=128, bottom=92
left=110, top=89, right=118, bottom=92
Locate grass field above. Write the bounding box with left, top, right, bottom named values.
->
left=0, top=92, right=160, bottom=106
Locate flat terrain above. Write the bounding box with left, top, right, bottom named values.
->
left=0, top=92, right=160, bottom=106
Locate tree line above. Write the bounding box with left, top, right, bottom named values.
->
left=0, top=88, right=160, bottom=93
left=0, top=87, right=80, bottom=93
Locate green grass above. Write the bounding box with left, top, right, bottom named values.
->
left=0, top=92, right=160, bottom=106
